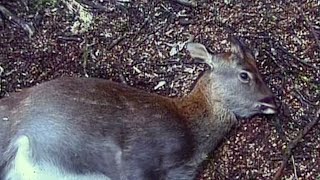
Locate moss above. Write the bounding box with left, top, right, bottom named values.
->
left=70, top=11, right=93, bottom=34
left=65, top=0, right=93, bottom=34
left=299, top=75, right=310, bottom=82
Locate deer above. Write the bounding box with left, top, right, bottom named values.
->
left=0, top=37, right=276, bottom=180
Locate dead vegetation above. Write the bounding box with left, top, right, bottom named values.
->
left=0, top=0, right=319, bottom=179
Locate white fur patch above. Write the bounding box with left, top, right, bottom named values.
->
left=5, top=135, right=110, bottom=180
left=262, top=107, right=276, bottom=114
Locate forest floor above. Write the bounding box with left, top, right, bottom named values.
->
left=0, top=0, right=319, bottom=179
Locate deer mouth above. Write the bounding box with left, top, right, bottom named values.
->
left=258, top=102, right=277, bottom=114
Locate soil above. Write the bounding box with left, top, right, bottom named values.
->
left=0, top=0, right=319, bottom=179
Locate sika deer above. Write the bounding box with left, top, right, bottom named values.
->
left=0, top=37, right=276, bottom=180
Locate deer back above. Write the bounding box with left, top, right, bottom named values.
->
left=0, top=37, right=276, bottom=180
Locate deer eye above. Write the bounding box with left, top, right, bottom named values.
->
left=238, top=71, right=250, bottom=83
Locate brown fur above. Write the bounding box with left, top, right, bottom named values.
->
left=0, top=39, right=275, bottom=180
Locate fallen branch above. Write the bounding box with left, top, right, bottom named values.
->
left=273, top=108, right=320, bottom=180
left=0, top=5, right=35, bottom=37
left=276, top=43, right=317, bottom=70
left=248, top=33, right=318, bottom=70
left=293, top=89, right=319, bottom=106
left=171, top=0, right=197, bottom=7
left=264, top=51, right=286, bottom=70
left=131, top=17, right=149, bottom=42
left=107, top=35, right=127, bottom=50
left=294, top=5, right=320, bottom=51
left=57, top=35, right=83, bottom=42
left=131, top=19, right=170, bottom=48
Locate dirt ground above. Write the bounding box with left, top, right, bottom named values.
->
left=0, top=0, right=319, bottom=179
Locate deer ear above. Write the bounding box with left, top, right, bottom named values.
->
left=186, top=42, right=214, bottom=68
left=229, top=36, right=245, bottom=59
left=229, top=36, right=256, bottom=64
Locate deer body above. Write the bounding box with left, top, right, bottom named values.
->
left=0, top=38, right=276, bottom=180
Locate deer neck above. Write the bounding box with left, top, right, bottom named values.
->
left=174, top=73, right=237, bottom=162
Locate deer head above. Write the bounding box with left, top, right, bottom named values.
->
left=186, top=37, right=276, bottom=118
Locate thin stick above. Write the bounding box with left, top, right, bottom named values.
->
left=107, top=35, right=127, bottom=51
left=0, top=5, right=35, bottom=37
left=171, top=0, right=197, bottom=7
left=273, top=108, right=320, bottom=180
left=291, top=155, right=298, bottom=179
left=276, top=43, right=316, bottom=70
left=294, top=5, right=320, bottom=51
left=293, top=89, right=319, bottom=106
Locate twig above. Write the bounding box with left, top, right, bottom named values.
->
left=130, top=1, right=173, bottom=49
left=264, top=51, right=285, bottom=70
left=131, top=21, right=170, bottom=48
left=250, top=33, right=317, bottom=70
left=294, top=5, right=320, bottom=51
left=262, top=31, right=315, bottom=70
left=171, top=0, right=197, bottom=7
left=273, top=116, right=286, bottom=142
left=276, top=43, right=317, bottom=70
left=293, top=89, right=319, bottom=106
left=57, top=35, right=83, bottom=42
left=0, top=5, right=35, bottom=38
left=107, top=35, right=127, bottom=50
left=291, top=155, right=298, bottom=180
left=81, top=44, right=90, bottom=77
left=131, top=17, right=149, bottom=42
left=273, top=108, right=320, bottom=180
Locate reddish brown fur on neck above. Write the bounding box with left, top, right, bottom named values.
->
left=174, top=73, right=216, bottom=121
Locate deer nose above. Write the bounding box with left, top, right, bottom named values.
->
left=260, top=96, right=275, bottom=105
left=258, top=96, right=277, bottom=114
